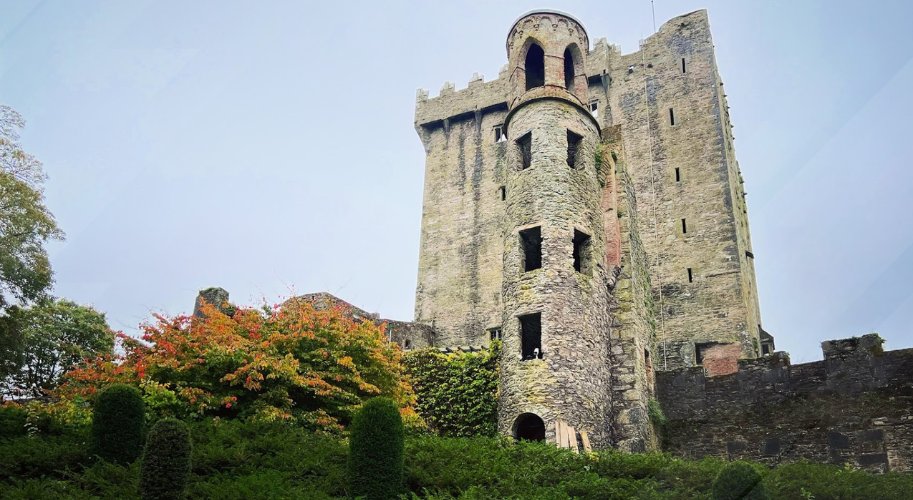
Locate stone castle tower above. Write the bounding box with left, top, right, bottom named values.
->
left=413, top=9, right=769, bottom=450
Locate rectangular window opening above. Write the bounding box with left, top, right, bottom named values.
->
left=519, top=313, right=542, bottom=360
left=695, top=342, right=713, bottom=365
left=499, top=185, right=506, bottom=201
left=494, top=125, right=506, bottom=143
left=589, top=100, right=599, bottom=117
left=681, top=218, right=688, bottom=234
left=572, top=229, right=591, bottom=274
left=669, top=108, right=675, bottom=126
left=517, top=132, right=532, bottom=169
left=675, top=167, right=681, bottom=182
left=762, top=344, right=771, bottom=356
left=681, top=58, right=686, bottom=73
left=687, top=268, right=693, bottom=283
left=566, top=130, right=583, bottom=168
left=519, top=226, right=542, bottom=272
left=488, top=327, right=502, bottom=341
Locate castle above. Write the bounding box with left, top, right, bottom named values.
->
left=412, top=9, right=761, bottom=452
left=406, top=9, right=912, bottom=471
left=201, top=9, right=913, bottom=471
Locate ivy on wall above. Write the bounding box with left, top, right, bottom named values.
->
left=403, top=342, right=499, bottom=438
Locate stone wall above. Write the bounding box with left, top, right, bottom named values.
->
left=656, top=334, right=913, bottom=472
left=414, top=9, right=765, bottom=369
left=413, top=101, right=508, bottom=348
left=598, top=10, right=762, bottom=368
left=603, top=129, right=661, bottom=451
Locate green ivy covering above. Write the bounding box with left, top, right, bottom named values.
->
left=404, top=342, right=499, bottom=437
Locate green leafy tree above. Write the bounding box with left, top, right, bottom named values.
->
left=0, top=104, right=63, bottom=312
left=91, top=384, right=145, bottom=463
left=140, top=417, right=192, bottom=500
left=348, top=397, right=404, bottom=499
left=1, top=299, right=113, bottom=398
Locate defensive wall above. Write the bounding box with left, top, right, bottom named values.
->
left=657, top=334, right=913, bottom=472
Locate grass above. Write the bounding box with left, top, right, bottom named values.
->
left=0, top=420, right=910, bottom=499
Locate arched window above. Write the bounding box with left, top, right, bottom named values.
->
left=525, top=43, right=545, bottom=90
left=513, top=413, right=546, bottom=441
left=564, top=47, right=575, bottom=90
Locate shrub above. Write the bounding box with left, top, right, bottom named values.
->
left=0, top=405, right=27, bottom=438
left=712, top=461, right=767, bottom=500
left=140, top=418, right=191, bottom=500
left=91, top=384, right=145, bottom=463
left=348, top=397, right=404, bottom=499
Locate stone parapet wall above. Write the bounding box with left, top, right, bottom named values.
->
left=656, top=334, right=913, bottom=472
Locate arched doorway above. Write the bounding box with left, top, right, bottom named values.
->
left=513, top=413, right=546, bottom=442
left=525, top=44, right=545, bottom=90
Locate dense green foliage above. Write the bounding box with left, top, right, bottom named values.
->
left=1, top=299, right=113, bottom=398
left=712, top=461, right=767, bottom=500
left=1, top=419, right=912, bottom=499
left=0, top=405, right=26, bottom=438
left=0, top=104, right=63, bottom=313
left=141, top=418, right=192, bottom=499
left=404, top=343, right=499, bottom=437
left=348, top=397, right=404, bottom=499
left=92, top=384, right=145, bottom=464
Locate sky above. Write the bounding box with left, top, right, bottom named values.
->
left=1, top=0, right=912, bottom=363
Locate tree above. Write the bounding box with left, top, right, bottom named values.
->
left=2, top=299, right=114, bottom=398
left=0, top=104, right=63, bottom=311
left=59, top=299, right=415, bottom=431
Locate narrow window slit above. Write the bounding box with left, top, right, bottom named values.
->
left=687, top=268, right=693, bottom=283
left=681, top=218, right=688, bottom=234
left=499, top=186, right=506, bottom=201
left=681, top=58, right=686, bottom=73
left=566, top=130, right=583, bottom=168
left=669, top=108, right=676, bottom=126
left=675, top=167, right=681, bottom=182
left=519, top=226, right=542, bottom=272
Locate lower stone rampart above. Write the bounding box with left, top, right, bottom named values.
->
left=656, top=334, right=913, bottom=472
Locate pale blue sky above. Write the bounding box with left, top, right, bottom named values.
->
left=2, top=1, right=911, bottom=362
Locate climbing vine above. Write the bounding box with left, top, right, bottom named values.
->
left=404, top=342, right=499, bottom=437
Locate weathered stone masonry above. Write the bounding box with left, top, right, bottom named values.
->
left=412, top=9, right=763, bottom=450
left=196, top=8, right=913, bottom=465
left=658, top=335, right=913, bottom=472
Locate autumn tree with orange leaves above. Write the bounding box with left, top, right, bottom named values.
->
left=57, top=299, right=416, bottom=432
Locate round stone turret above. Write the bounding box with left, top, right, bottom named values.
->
left=505, top=10, right=590, bottom=108
left=498, top=12, right=614, bottom=448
